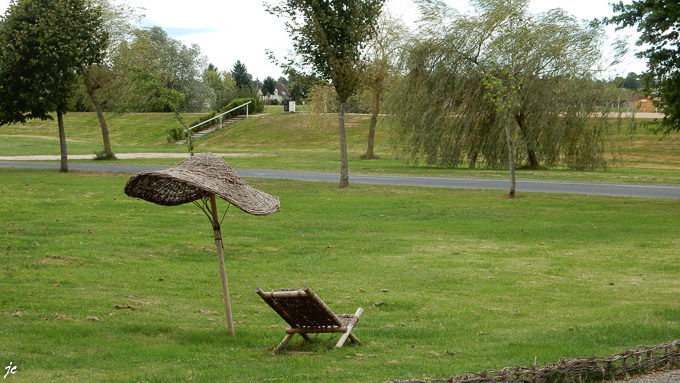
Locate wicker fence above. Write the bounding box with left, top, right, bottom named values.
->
left=386, top=340, right=680, bottom=383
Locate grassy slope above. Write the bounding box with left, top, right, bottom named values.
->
left=0, top=169, right=679, bottom=382
left=1, top=108, right=679, bottom=184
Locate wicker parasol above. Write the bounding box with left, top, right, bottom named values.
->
left=124, top=152, right=280, bottom=335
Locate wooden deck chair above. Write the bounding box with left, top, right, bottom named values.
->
left=255, top=285, right=364, bottom=351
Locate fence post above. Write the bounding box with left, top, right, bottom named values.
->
left=247, top=104, right=249, bottom=118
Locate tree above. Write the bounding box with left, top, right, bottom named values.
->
left=266, top=0, right=385, bottom=188
left=231, top=60, right=253, bottom=90
left=82, top=0, right=144, bottom=159
left=387, top=0, right=622, bottom=174
left=361, top=12, right=408, bottom=160
left=480, top=2, right=532, bottom=198
left=203, top=65, right=237, bottom=111
left=0, top=0, right=108, bottom=172
left=278, top=76, right=289, bottom=86
left=113, top=27, right=210, bottom=113
left=622, top=72, right=641, bottom=90
left=262, top=76, right=277, bottom=102
left=606, top=1, right=680, bottom=134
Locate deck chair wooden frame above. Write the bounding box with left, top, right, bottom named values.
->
left=255, top=286, right=363, bottom=352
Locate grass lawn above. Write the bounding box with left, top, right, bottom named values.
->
left=1, top=109, right=679, bottom=185
left=1, top=168, right=678, bottom=382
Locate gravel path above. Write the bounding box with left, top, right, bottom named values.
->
left=0, top=152, right=272, bottom=160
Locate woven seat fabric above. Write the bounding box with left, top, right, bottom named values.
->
left=264, top=288, right=344, bottom=329
left=124, top=152, right=279, bottom=216
left=336, top=314, right=360, bottom=328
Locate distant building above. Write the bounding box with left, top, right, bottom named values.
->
left=634, top=95, right=661, bottom=113
left=260, top=81, right=291, bottom=103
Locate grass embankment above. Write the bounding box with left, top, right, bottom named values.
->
left=1, top=108, right=679, bottom=184
left=1, top=169, right=678, bottom=382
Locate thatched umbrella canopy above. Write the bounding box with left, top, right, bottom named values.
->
left=124, top=152, right=280, bottom=335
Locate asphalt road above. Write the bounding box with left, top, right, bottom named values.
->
left=2, top=161, right=679, bottom=199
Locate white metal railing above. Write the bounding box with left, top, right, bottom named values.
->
left=186, top=101, right=252, bottom=132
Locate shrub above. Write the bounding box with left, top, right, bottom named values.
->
left=166, top=127, right=188, bottom=142
left=93, top=151, right=117, bottom=160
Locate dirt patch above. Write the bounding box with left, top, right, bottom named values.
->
left=1, top=134, right=87, bottom=142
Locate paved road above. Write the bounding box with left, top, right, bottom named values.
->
left=2, top=161, right=679, bottom=199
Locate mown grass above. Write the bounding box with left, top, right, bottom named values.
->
left=1, top=109, right=679, bottom=185
left=1, top=168, right=678, bottom=382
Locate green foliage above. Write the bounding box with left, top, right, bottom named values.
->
left=224, top=97, right=265, bottom=115
left=267, top=0, right=385, bottom=187
left=387, top=0, right=626, bottom=171
left=202, top=68, right=237, bottom=111
left=606, top=0, right=680, bottom=134
left=112, top=26, right=210, bottom=113
left=92, top=150, right=117, bottom=160
left=613, top=72, right=642, bottom=90
left=231, top=60, right=253, bottom=90
left=266, top=0, right=385, bottom=103
left=127, top=68, right=187, bottom=113
left=166, top=126, right=188, bottom=142
left=0, top=0, right=109, bottom=124
left=262, top=76, right=276, bottom=98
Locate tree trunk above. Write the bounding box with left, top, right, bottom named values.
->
left=57, top=110, right=68, bottom=173
left=338, top=102, right=349, bottom=188
left=86, top=87, right=114, bottom=158
left=504, top=112, right=516, bottom=198
left=468, top=151, right=478, bottom=169
left=515, top=112, right=540, bottom=168
left=363, top=87, right=380, bottom=159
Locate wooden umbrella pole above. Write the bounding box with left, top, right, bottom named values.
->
left=210, top=194, right=235, bottom=336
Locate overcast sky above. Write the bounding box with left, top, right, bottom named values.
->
left=0, top=0, right=647, bottom=80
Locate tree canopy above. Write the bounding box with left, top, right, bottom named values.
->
left=387, top=0, right=623, bottom=171
left=0, top=0, right=108, bottom=172
left=113, top=26, right=210, bottom=112
left=606, top=0, right=680, bottom=134
left=262, top=76, right=277, bottom=100
left=0, top=0, right=108, bottom=124
left=231, top=60, right=253, bottom=90
left=361, top=11, right=409, bottom=159
left=203, top=66, right=237, bottom=111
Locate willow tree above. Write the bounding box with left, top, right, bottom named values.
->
left=387, top=0, right=623, bottom=172
left=361, top=12, right=409, bottom=160
left=266, top=0, right=385, bottom=188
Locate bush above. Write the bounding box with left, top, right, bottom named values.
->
left=223, top=97, right=265, bottom=117
left=166, top=127, right=188, bottom=142
left=93, top=151, right=117, bottom=160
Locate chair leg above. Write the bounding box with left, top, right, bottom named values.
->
left=276, top=333, right=294, bottom=351
left=300, top=333, right=313, bottom=342
left=336, top=308, right=363, bottom=348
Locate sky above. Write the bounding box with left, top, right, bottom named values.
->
left=0, top=0, right=647, bottom=81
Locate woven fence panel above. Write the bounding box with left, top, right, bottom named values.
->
left=386, top=340, right=680, bottom=383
